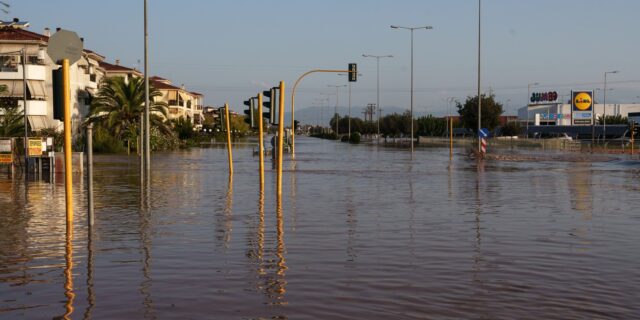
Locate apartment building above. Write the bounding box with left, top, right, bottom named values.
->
left=150, top=76, right=203, bottom=126
left=0, top=19, right=104, bottom=136
left=1, top=19, right=205, bottom=137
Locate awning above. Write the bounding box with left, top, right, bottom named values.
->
left=26, top=80, right=46, bottom=99
left=27, top=115, right=50, bottom=131
left=166, top=90, right=177, bottom=100
left=0, top=80, right=25, bottom=97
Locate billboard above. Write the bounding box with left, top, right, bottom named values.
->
left=571, top=90, right=593, bottom=125
left=28, top=138, right=44, bottom=157
left=0, top=139, right=12, bottom=164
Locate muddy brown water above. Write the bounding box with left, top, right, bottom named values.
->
left=1, top=136, right=640, bottom=319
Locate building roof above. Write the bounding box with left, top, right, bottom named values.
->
left=99, top=60, right=142, bottom=78
left=0, top=26, right=48, bottom=42
left=151, top=78, right=182, bottom=90
left=190, top=91, right=203, bottom=96
left=83, top=49, right=105, bottom=60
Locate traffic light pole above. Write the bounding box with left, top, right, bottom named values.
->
left=258, top=93, right=265, bottom=188
left=224, top=103, right=233, bottom=175
left=291, top=69, right=353, bottom=158
left=277, top=81, right=285, bottom=197
left=62, top=59, right=73, bottom=222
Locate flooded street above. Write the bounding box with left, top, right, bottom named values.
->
left=1, top=136, right=640, bottom=319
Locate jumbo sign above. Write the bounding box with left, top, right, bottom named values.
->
left=530, top=91, right=558, bottom=104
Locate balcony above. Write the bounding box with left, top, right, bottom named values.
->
left=168, top=100, right=185, bottom=107
left=0, top=64, right=47, bottom=81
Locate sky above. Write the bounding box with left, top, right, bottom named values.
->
left=7, top=0, right=640, bottom=119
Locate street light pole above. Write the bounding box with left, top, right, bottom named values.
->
left=477, top=0, right=481, bottom=154
left=22, top=48, right=28, bottom=173
left=527, top=82, right=539, bottom=138
left=603, top=70, right=619, bottom=142
left=391, top=25, right=432, bottom=153
left=144, top=0, right=151, bottom=180
left=338, top=72, right=362, bottom=139
left=362, top=54, right=393, bottom=142
left=327, top=84, right=346, bottom=137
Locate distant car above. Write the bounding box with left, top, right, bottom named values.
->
left=559, top=133, right=573, bottom=140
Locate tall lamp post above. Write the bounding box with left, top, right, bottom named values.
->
left=526, top=82, right=539, bottom=137
left=327, top=84, right=346, bottom=136
left=476, top=0, right=482, bottom=154
left=143, top=0, right=151, bottom=180
left=391, top=25, right=432, bottom=153
left=338, top=73, right=362, bottom=139
left=603, top=70, right=619, bottom=141
left=362, top=54, right=393, bottom=141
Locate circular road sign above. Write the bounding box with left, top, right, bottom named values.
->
left=47, top=29, right=83, bottom=64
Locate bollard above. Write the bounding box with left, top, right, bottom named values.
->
left=87, top=123, right=94, bottom=227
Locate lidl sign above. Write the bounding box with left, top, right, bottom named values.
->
left=572, top=91, right=593, bottom=111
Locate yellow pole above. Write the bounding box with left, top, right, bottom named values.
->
left=62, top=59, right=73, bottom=222
left=277, top=81, right=285, bottom=197
left=291, top=69, right=351, bottom=158
left=258, top=93, right=265, bottom=188
left=225, top=103, right=233, bottom=175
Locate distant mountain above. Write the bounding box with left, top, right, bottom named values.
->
left=284, top=105, right=431, bottom=126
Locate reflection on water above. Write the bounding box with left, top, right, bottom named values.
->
left=83, top=225, right=95, bottom=320
left=1, top=137, right=640, bottom=319
left=61, top=221, right=74, bottom=320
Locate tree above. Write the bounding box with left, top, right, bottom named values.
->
left=457, top=94, right=503, bottom=130
left=416, top=115, right=447, bottom=136
left=597, top=114, right=628, bottom=125
left=501, top=121, right=521, bottom=136
left=173, top=117, right=195, bottom=140
left=0, top=85, right=25, bottom=137
left=380, top=112, right=411, bottom=137
left=87, top=77, right=171, bottom=142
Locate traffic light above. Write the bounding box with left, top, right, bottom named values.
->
left=348, top=63, right=357, bottom=82
left=243, top=98, right=256, bottom=128
left=52, top=68, right=64, bottom=120
left=263, top=87, right=279, bottom=125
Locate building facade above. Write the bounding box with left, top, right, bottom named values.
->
left=0, top=21, right=105, bottom=136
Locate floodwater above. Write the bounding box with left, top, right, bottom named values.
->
left=1, top=136, right=640, bottom=319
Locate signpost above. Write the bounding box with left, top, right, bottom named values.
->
left=478, top=128, right=489, bottom=155
left=47, top=29, right=83, bottom=223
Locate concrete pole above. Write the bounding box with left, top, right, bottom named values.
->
left=87, top=123, right=94, bottom=226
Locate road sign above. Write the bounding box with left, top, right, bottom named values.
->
left=47, top=29, right=83, bottom=64
left=478, top=128, right=489, bottom=138
left=28, top=138, right=43, bottom=157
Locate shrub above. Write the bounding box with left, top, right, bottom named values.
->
left=349, top=132, right=361, bottom=144
left=501, top=122, right=521, bottom=136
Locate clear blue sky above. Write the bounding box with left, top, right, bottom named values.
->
left=8, top=0, right=640, bottom=117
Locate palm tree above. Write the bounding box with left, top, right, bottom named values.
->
left=0, top=84, right=25, bottom=137
left=87, top=77, right=170, bottom=141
